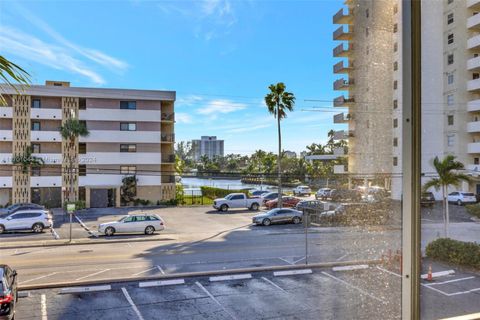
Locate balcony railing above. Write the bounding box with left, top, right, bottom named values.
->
left=468, top=0, right=480, bottom=10
left=333, top=8, right=353, bottom=25
left=333, top=112, right=349, bottom=124
left=162, top=175, right=176, bottom=183
left=333, top=95, right=355, bottom=107
left=334, top=78, right=355, bottom=91
left=333, top=165, right=347, bottom=174
left=161, top=113, right=174, bottom=121
left=161, top=134, right=175, bottom=143
left=467, top=13, right=480, bottom=30
left=333, top=26, right=353, bottom=41
left=162, top=154, right=175, bottom=163
left=333, top=61, right=353, bottom=74
left=333, top=43, right=354, bottom=57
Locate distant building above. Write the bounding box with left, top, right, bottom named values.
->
left=192, top=136, right=224, bottom=160
left=283, top=150, right=297, bottom=158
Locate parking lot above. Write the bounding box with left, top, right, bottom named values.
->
left=13, top=262, right=480, bottom=320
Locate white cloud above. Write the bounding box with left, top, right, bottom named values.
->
left=176, top=95, right=204, bottom=107
left=197, top=99, right=247, bottom=115
left=229, top=123, right=271, bottom=133
left=175, top=113, right=193, bottom=124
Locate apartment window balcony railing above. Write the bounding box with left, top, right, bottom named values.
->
left=162, top=175, right=176, bottom=183
left=161, top=113, right=174, bottom=121
left=467, top=78, right=480, bottom=91
left=333, top=112, right=349, bottom=124
left=333, top=8, right=353, bottom=25
left=333, top=164, right=347, bottom=174
left=333, top=43, right=354, bottom=57
left=333, top=78, right=355, bottom=91
left=468, top=0, right=480, bottom=9
left=467, top=12, right=480, bottom=30
left=333, top=61, right=353, bottom=74
left=161, top=154, right=175, bottom=163
left=333, top=26, right=354, bottom=41
left=333, top=95, right=355, bottom=107
left=467, top=121, right=480, bottom=133
left=161, top=134, right=175, bottom=143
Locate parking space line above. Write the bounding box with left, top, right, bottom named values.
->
left=132, top=266, right=158, bottom=276
left=425, top=276, right=475, bottom=286
left=210, top=274, right=252, bottom=282
left=74, top=214, right=99, bottom=238
left=421, top=283, right=451, bottom=297
left=376, top=266, right=401, bottom=278
left=277, top=257, right=294, bottom=265
left=139, top=279, right=185, bottom=288
left=439, top=313, right=480, bottom=320
left=293, top=256, right=306, bottom=264
left=157, top=265, right=165, bottom=274
left=321, top=271, right=387, bottom=304
left=261, top=277, right=287, bottom=293
left=50, top=227, right=60, bottom=240
left=336, top=253, right=350, bottom=261
left=274, top=269, right=312, bottom=277
left=121, top=287, right=145, bottom=320
left=20, top=272, right=58, bottom=285
left=41, top=294, right=48, bottom=320
left=447, top=287, right=480, bottom=296
left=60, top=285, right=111, bottom=294
left=195, top=281, right=237, bottom=320
left=75, top=269, right=110, bottom=281
left=332, top=264, right=369, bottom=272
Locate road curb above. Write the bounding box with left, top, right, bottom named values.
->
left=18, top=258, right=381, bottom=291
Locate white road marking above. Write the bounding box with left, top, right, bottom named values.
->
left=424, top=276, right=475, bottom=286
left=293, top=256, right=306, bottom=264
left=20, top=272, right=58, bottom=285
left=51, top=227, right=60, bottom=240
left=75, top=269, right=110, bottom=281
left=336, top=253, right=350, bottom=261
left=421, top=269, right=455, bottom=279
left=321, top=271, right=387, bottom=304
left=447, top=287, right=480, bottom=296
left=274, top=269, right=312, bottom=277
left=127, top=243, right=132, bottom=248
left=261, top=277, right=287, bottom=293
left=421, top=284, right=451, bottom=297
left=121, top=287, right=145, bottom=320
left=41, top=294, right=48, bottom=320
left=60, top=285, right=111, bottom=294
left=277, top=257, right=294, bottom=265
left=376, top=266, right=401, bottom=278
left=439, top=312, right=480, bottom=320
left=195, top=281, right=237, bottom=320
left=332, top=264, right=369, bottom=272
left=74, top=214, right=98, bottom=238
left=157, top=265, right=165, bottom=274
left=210, top=274, right=252, bottom=282
left=139, top=279, right=185, bottom=288
left=132, top=266, right=158, bottom=276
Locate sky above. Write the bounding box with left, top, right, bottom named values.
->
left=0, top=0, right=347, bottom=155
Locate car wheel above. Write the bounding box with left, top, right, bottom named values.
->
left=250, top=203, right=259, bottom=211
left=32, top=223, right=44, bottom=233
left=105, top=227, right=115, bottom=236
left=457, top=200, right=463, bottom=206
left=262, top=218, right=271, bottom=226
left=0, top=224, right=4, bottom=234
left=292, top=217, right=301, bottom=224
left=220, top=204, right=228, bottom=212
left=145, top=226, right=155, bottom=235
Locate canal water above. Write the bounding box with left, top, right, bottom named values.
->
left=181, top=177, right=282, bottom=196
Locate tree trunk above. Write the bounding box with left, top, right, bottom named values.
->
left=442, top=185, right=447, bottom=238
left=277, top=104, right=282, bottom=209
left=444, top=185, right=450, bottom=238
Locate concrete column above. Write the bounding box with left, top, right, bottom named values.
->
left=115, top=187, right=121, bottom=207
left=85, top=187, right=91, bottom=208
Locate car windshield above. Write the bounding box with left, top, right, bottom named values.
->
left=462, top=193, right=475, bottom=196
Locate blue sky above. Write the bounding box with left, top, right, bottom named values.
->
left=0, top=0, right=347, bottom=155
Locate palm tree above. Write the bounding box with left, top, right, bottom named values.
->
left=423, top=155, right=471, bottom=238
left=0, top=55, right=30, bottom=106
left=59, top=118, right=89, bottom=202
left=12, top=146, right=44, bottom=174
left=265, top=82, right=295, bottom=208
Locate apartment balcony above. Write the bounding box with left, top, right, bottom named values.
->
left=31, top=131, right=62, bottom=142
left=333, top=165, right=347, bottom=174
left=161, top=154, right=175, bottom=163
left=467, top=56, right=480, bottom=71
left=333, top=8, right=353, bottom=25
left=31, top=176, right=62, bottom=188
left=31, top=108, right=62, bottom=120
left=79, top=152, right=162, bottom=165
left=467, top=34, right=480, bottom=50
left=467, top=164, right=480, bottom=172
left=0, top=130, right=12, bottom=141
left=333, top=26, right=353, bottom=41
left=0, top=177, right=12, bottom=188
left=468, top=99, right=480, bottom=112
left=333, top=61, right=353, bottom=74
left=80, top=109, right=162, bottom=122
left=334, top=78, right=355, bottom=91
left=332, top=130, right=350, bottom=140
left=80, top=130, right=162, bottom=143
left=80, top=174, right=161, bottom=187
left=333, top=95, right=355, bottom=107
left=468, top=78, right=480, bottom=92
left=0, top=107, right=12, bottom=118
left=468, top=142, right=480, bottom=153
left=161, top=133, right=175, bottom=143
left=333, top=147, right=346, bottom=156
left=333, top=112, right=349, bottom=124
left=468, top=13, right=480, bottom=30
left=468, top=0, right=480, bottom=10
left=162, top=175, right=176, bottom=183
left=333, top=43, right=353, bottom=57
left=467, top=121, right=480, bottom=133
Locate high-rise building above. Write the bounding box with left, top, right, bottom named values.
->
left=191, top=136, right=224, bottom=161
left=0, top=81, right=176, bottom=208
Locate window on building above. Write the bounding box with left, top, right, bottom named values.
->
left=31, top=166, right=41, bottom=176
left=31, top=143, right=41, bottom=153
left=447, top=134, right=455, bottom=146
left=32, top=99, right=41, bottom=109
left=366, top=8, right=369, bottom=18
left=31, top=121, right=41, bottom=131
left=447, top=13, right=454, bottom=24
left=393, top=157, right=398, bottom=166
left=448, top=115, right=454, bottom=125
left=447, top=94, right=454, bottom=106
left=474, top=73, right=480, bottom=80
left=475, top=157, right=480, bottom=165
left=120, top=101, right=136, bottom=110
left=393, top=23, right=398, bottom=33
left=79, top=143, right=87, bottom=154
left=447, top=53, right=454, bottom=65
left=447, top=73, right=454, bottom=84
left=393, top=137, right=398, bottom=147
left=366, top=45, right=369, bottom=55
left=394, top=42, right=398, bottom=52
left=447, top=33, right=454, bottom=44
left=120, top=122, right=137, bottom=131
left=393, top=118, right=398, bottom=128
left=366, top=120, right=370, bottom=128
left=79, top=164, right=87, bottom=176
left=393, top=80, right=398, bottom=89
left=393, top=61, right=398, bottom=71
left=79, top=120, right=87, bottom=129
left=393, top=99, right=398, bottom=109
left=120, top=144, right=137, bottom=152
left=120, top=166, right=136, bottom=174
left=79, top=98, right=86, bottom=110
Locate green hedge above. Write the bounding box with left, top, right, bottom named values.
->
left=200, top=186, right=250, bottom=200
left=426, top=238, right=480, bottom=270
left=465, top=204, right=480, bottom=219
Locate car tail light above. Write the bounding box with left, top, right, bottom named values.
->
left=160, top=221, right=164, bottom=226
left=0, top=293, right=13, bottom=304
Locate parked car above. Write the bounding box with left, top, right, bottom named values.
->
left=260, top=192, right=286, bottom=204
left=447, top=191, right=477, bottom=205
left=330, top=189, right=362, bottom=202
left=421, top=192, right=435, bottom=207
left=0, top=203, right=45, bottom=215
left=250, top=190, right=270, bottom=198
left=252, top=208, right=303, bottom=226
left=315, top=188, right=332, bottom=200
left=295, top=200, right=331, bottom=211
left=0, top=265, right=17, bottom=320
left=213, top=193, right=262, bottom=212
left=98, top=214, right=165, bottom=236
left=265, top=196, right=301, bottom=210
left=0, top=210, right=52, bottom=234
left=292, top=185, right=312, bottom=196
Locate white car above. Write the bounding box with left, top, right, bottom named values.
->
left=98, top=214, right=165, bottom=236
left=292, top=186, right=312, bottom=196
left=0, top=210, right=53, bottom=233
left=447, top=192, right=477, bottom=205
left=213, top=193, right=262, bottom=212
left=316, top=188, right=332, bottom=200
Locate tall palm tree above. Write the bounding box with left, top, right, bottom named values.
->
left=59, top=118, right=89, bottom=202
left=423, top=155, right=471, bottom=238
left=265, top=82, right=295, bottom=208
left=0, top=55, right=30, bottom=105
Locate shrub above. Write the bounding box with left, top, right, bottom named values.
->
left=200, top=186, right=250, bottom=200
left=426, top=238, right=480, bottom=270
left=465, top=204, right=480, bottom=219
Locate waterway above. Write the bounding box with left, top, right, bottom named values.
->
left=181, top=177, right=282, bottom=196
